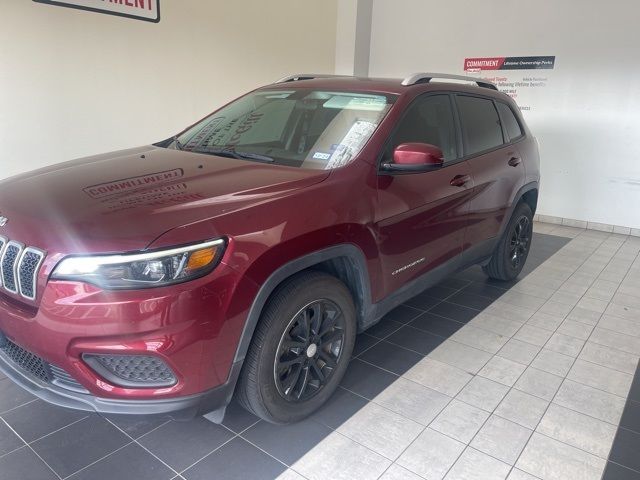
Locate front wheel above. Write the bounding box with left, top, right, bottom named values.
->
left=483, top=202, right=533, bottom=281
left=236, top=271, right=356, bottom=424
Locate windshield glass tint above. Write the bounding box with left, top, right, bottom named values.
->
left=174, top=89, right=395, bottom=169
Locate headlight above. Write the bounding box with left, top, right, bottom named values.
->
left=51, top=239, right=226, bottom=289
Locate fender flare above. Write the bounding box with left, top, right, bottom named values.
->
left=231, top=243, right=372, bottom=364
left=498, top=181, right=539, bottom=239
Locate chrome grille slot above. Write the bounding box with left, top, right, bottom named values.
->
left=17, top=248, right=45, bottom=300
left=1, top=241, right=22, bottom=294
left=0, top=237, right=5, bottom=285
left=0, top=237, right=46, bottom=300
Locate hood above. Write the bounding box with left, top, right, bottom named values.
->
left=0, top=146, right=330, bottom=254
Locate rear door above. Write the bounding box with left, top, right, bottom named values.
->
left=455, top=95, right=525, bottom=256
left=374, top=93, right=475, bottom=295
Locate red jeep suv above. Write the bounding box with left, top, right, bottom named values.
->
left=0, top=73, right=539, bottom=424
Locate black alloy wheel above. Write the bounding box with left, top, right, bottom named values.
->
left=274, top=299, right=346, bottom=402
left=509, top=215, right=531, bottom=269
left=483, top=202, right=534, bottom=281
left=236, top=270, right=356, bottom=424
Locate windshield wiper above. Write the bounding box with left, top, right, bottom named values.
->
left=192, top=147, right=275, bottom=164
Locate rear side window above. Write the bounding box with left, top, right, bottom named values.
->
left=457, top=96, right=504, bottom=155
left=496, top=102, right=523, bottom=141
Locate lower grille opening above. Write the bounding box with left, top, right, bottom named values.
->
left=83, top=354, right=177, bottom=388
left=0, top=337, right=51, bottom=382
left=0, top=334, right=87, bottom=393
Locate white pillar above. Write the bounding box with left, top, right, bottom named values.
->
left=335, top=0, right=372, bottom=76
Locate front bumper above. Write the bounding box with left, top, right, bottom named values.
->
left=0, top=334, right=242, bottom=419
left=0, top=261, right=258, bottom=418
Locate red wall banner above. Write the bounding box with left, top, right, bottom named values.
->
left=464, top=56, right=555, bottom=71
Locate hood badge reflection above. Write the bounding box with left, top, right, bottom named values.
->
left=0, top=216, right=7, bottom=227
left=392, top=257, right=426, bottom=276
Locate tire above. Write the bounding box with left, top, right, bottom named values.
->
left=483, top=202, right=533, bottom=281
left=236, top=270, right=356, bottom=424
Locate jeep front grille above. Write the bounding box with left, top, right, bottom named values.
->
left=0, top=237, right=46, bottom=300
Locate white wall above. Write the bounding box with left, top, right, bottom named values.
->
left=367, top=0, right=640, bottom=229
left=0, top=0, right=337, bottom=179
left=335, top=0, right=372, bottom=76
left=334, top=0, right=358, bottom=75
left=5, top=0, right=639, bottom=229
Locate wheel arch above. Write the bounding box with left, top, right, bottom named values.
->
left=521, top=187, right=538, bottom=215
left=497, top=181, right=539, bottom=239
left=232, top=244, right=372, bottom=365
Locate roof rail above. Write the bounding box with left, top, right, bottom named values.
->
left=401, top=73, right=498, bottom=90
left=274, top=74, right=351, bottom=84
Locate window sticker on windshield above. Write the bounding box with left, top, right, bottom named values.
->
left=260, top=91, right=295, bottom=99
left=325, top=120, right=377, bottom=169
left=313, top=152, right=331, bottom=160
left=323, top=95, right=387, bottom=111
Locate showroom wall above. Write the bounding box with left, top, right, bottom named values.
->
left=367, top=0, right=640, bottom=230
left=0, top=0, right=337, bottom=179
left=334, top=0, right=372, bottom=76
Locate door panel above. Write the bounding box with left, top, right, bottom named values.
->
left=375, top=163, right=474, bottom=295
left=373, top=93, right=474, bottom=297
left=463, top=148, right=524, bottom=250
left=454, top=94, right=525, bottom=252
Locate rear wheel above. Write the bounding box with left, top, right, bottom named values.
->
left=483, top=202, right=533, bottom=281
left=237, top=271, right=356, bottom=424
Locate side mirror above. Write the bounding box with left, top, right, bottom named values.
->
left=382, top=143, right=444, bottom=173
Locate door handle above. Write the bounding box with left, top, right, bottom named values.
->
left=508, top=157, right=522, bottom=167
left=450, top=174, right=471, bottom=187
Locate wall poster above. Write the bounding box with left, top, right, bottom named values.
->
left=463, top=56, right=556, bottom=112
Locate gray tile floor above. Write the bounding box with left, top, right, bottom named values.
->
left=1, top=224, right=639, bottom=480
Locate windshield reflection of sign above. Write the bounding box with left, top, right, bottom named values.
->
left=84, top=168, right=184, bottom=199
left=325, top=120, right=377, bottom=169
left=186, top=117, right=224, bottom=149
left=227, top=113, right=263, bottom=148
left=186, top=112, right=264, bottom=150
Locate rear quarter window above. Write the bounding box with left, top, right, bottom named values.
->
left=496, top=102, right=524, bottom=142
left=457, top=96, right=504, bottom=155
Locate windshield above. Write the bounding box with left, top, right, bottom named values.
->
left=171, top=89, right=396, bottom=169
